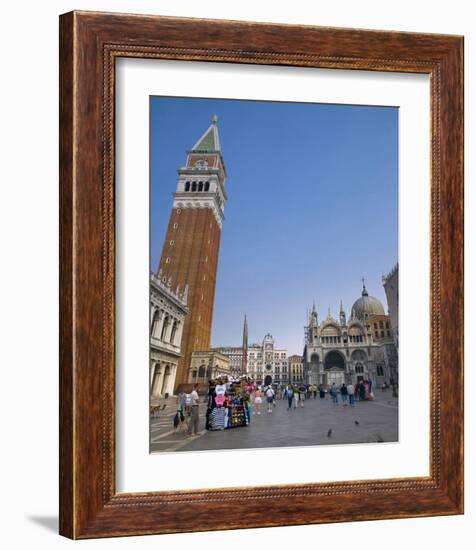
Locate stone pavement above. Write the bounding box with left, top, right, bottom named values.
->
left=150, top=390, right=398, bottom=453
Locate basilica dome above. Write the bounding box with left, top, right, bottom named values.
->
left=351, top=285, right=385, bottom=320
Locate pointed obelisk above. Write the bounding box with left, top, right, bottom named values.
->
left=242, top=314, right=248, bottom=375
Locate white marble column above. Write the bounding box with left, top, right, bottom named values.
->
left=166, top=364, right=177, bottom=395
left=150, top=305, right=157, bottom=330
left=164, top=316, right=174, bottom=343
left=157, top=310, right=165, bottom=338
left=152, top=363, right=164, bottom=398
left=175, top=321, right=184, bottom=346
left=159, top=314, right=171, bottom=342
left=151, top=309, right=162, bottom=338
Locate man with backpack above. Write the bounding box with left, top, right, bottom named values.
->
left=265, top=386, right=275, bottom=413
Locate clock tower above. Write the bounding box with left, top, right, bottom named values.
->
left=157, top=115, right=227, bottom=391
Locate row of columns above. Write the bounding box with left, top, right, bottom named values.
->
left=150, top=305, right=183, bottom=347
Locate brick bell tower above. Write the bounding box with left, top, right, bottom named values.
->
left=157, top=115, right=227, bottom=391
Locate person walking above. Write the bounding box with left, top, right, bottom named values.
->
left=265, top=386, right=275, bottom=413
left=330, top=382, right=339, bottom=405
left=359, top=381, right=366, bottom=401
left=347, top=382, right=355, bottom=407
left=299, top=383, right=307, bottom=408
left=176, top=389, right=187, bottom=416
left=187, top=383, right=200, bottom=436
left=244, top=391, right=252, bottom=424
left=293, top=385, right=299, bottom=409
left=340, top=383, right=348, bottom=405
left=205, top=382, right=216, bottom=430
left=253, top=387, right=263, bottom=415
left=286, top=385, right=294, bottom=410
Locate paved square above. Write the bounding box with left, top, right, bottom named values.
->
left=150, top=390, right=398, bottom=453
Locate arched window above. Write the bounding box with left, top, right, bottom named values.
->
left=355, top=362, right=364, bottom=373
left=192, top=181, right=197, bottom=192
left=160, top=315, right=169, bottom=341
left=198, top=365, right=206, bottom=379
left=204, top=181, right=210, bottom=191
left=198, top=181, right=203, bottom=192
left=185, top=181, right=190, bottom=191
left=170, top=320, right=178, bottom=344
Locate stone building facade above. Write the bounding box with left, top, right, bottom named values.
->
left=188, top=350, right=231, bottom=384
left=255, top=334, right=288, bottom=386
left=213, top=331, right=289, bottom=386
left=156, top=116, right=227, bottom=392
left=383, top=263, right=399, bottom=350
left=288, top=355, right=304, bottom=384
left=150, top=271, right=188, bottom=401
left=303, top=284, right=398, bottom=388
left=211, top=346, right=244, bottom=378
left=369, top=314, right=393, bottom=342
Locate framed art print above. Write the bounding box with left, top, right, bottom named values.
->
left=59, top=11, right=464, bottom=538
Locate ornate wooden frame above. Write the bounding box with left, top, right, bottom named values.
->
left=59, top=10, right=464, bottom=539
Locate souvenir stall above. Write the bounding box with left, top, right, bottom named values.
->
left=206, top=375, right=252, bottom=431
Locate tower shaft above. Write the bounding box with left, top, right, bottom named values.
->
left=159, top=209, right=221, bottom=389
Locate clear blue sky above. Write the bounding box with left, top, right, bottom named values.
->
left=150, top=96, right=398, bottom=355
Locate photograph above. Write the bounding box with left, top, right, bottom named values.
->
left=0, top=0, right=467, bottom=543
left=149, top=96, right=399, bottom=453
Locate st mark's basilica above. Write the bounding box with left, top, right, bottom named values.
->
left=303, top=282, right=398, bottom=388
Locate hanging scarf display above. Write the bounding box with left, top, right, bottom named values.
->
left=205, top=376, right=251, bottom=430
